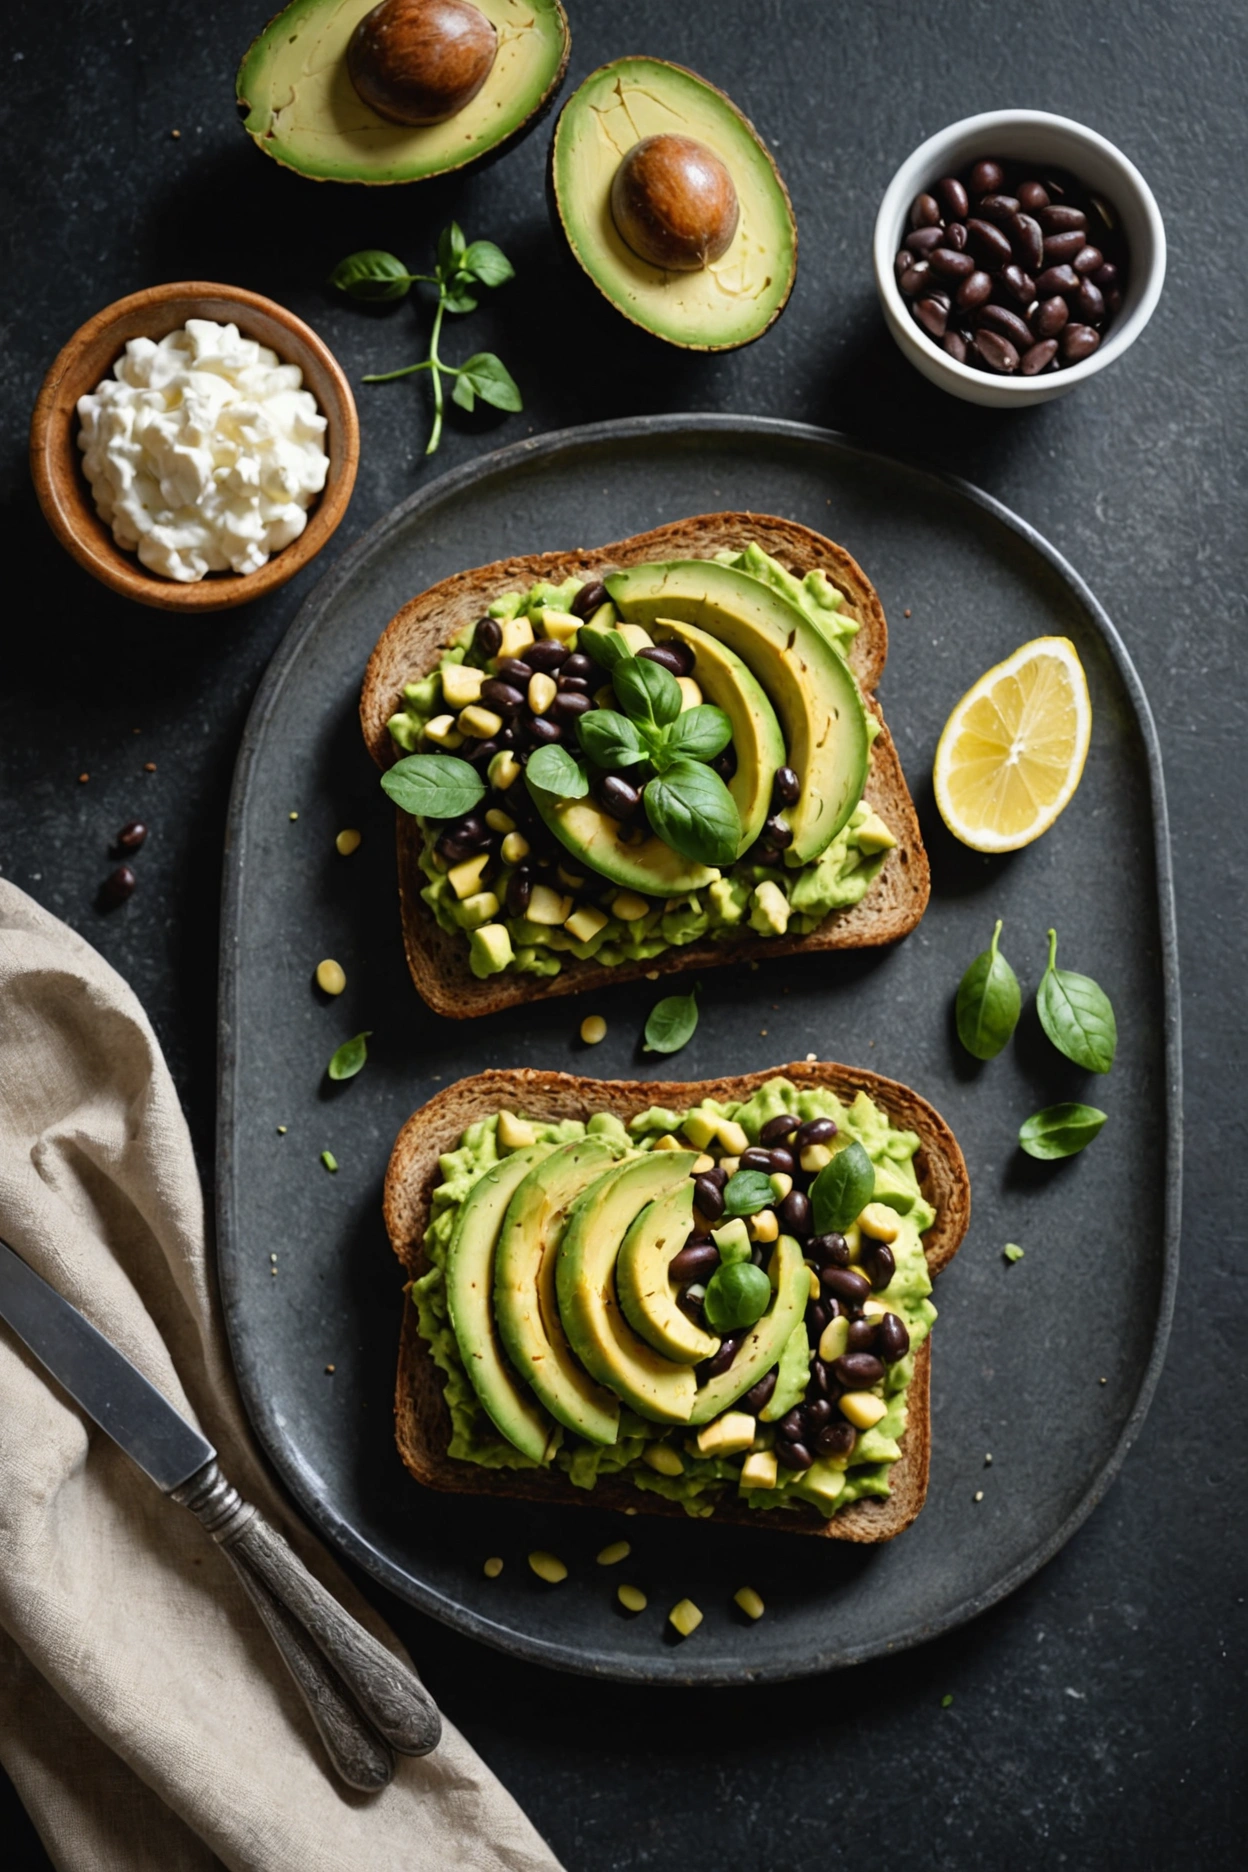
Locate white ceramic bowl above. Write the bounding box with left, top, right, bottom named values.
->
left=873, top=110, right=1166, bottom=407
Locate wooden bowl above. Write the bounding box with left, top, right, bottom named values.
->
left=30, top=281, right=360, bottom=612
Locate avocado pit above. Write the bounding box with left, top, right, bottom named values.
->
left=610, top=133, right=740, bottom=271
left=347, top=0, right=498, bottom=127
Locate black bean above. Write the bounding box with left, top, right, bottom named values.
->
left=779, top=1407, right=806, bottom=1442
left=495, top=657, right=534, bottom=684
left=794, top=1116, right=836, bottom=1151
left=452, top=812, right=488, bottom=847
left=846, top=1318, right=879, bottom=1353
left=741, top=1368, right=778, bottom=1414
left=1062, top=323, right=1101, bottom=362
left=557, top=675, right=592, bottom=697
left=978, top=192, right=1020, bottom=226
left=472, top=615, right=501, bottom=658
left=865, top=1241, right=896, bottom=1290
left=1009, top=212, right=1045, bottom=273
left=552, top=691, right=592, bottom=723
left=809, top=1356, right=835, bottom=1397
left=1076, top=278, right=1106, bottom=324
left=809, top=1231, right=849, bottom=1268
left=913, top=295, right=950, bottom=339
left=668, top=1240, right=720, bottom=1284
left=480, top=679, right=526, bottom=715
left=1090, top=260, right=1119, bottom=290
left=778, top=1189, right=811, bottom=1235
left=1039, top=203, right=1087, bottom=234
left=1034, top=295, right=1070, bottom=338
left=1000, top=263, right=1036, bottom=304
left=905, top=225, right=945, bottom=257
left=968, top=158, right=1005, bottom=196
left=505, top=869, right=532, bottom=916
left=803, top=1397, right=834, bottom=1431
left=807, top=1300, right=829, bottom=1335
left=972, top=328, right=1020, bottom=374
left=1073, top=244, right=1104, bottom=276
left=525, top=638, right=569, bottom=672
left=760, top=1111, right=800, bottom=1143
left=878, top=1312, right=911, bottom=1363
left=1021, top=339, right=1059, bottom=375
left=910, top=191, right=941, bottom=229
left=955, top=269, right=994, bottom=310
left=822, top=1267, right=871, bottom=1307
left=1106, top=287, right=1123, bottom=315
left=637, top=644, right=686, bottom=678
left=945, top=221, right=969, bottom=252
left=115, top=820, right=148, bottom=853
left=102, top=864, right=136, bottom=905
left=895, top=246, right=917, bottom=281
left=524, top=715, right=563, bottom=746
left=691, top=1174, right=725, bottom=1222
left=1036, top=263, right=1081, bottom=296
left=816, top=1420, right=857, bottom=1458
left=899, top=260, right=933, bottom=297
left=739, top=1146, right=774, bottom=1175
left=1043, top=227, right=1091, bottom=265
left=942, top=332, right=968, bottom=362
left=598, top=774, right=641, bottom=820
left=833, top=1352, right=885, bottom=1388
left=929, top=247, right=976, bottom=281
left=712, top=745, right=738, bottom=780
left=966, top=217, right=1013, bottom=267
left=570, top=579, right=608, bottom=619
left=701, top=1164, right=729, bottom=1190
left=1017, top=179, right=1050, bottom=211
left=978, top=303, right=1034, bottom=351
left=772, top=766, right=800, bottom=806
left=562, top=652, right=594, bottom=682
left=937, top=175, right=969, bottom=220
left=766, top=1145, right=796, bottom=1177
left=702, top=1332, right=744, bottom=1379
left=464, top=736, right=500, bottom=767
left=762, top=814, right=793, bottom=851
left=776, top=1439, right=813, bottom=1471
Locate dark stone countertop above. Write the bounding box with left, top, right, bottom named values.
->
left=1, top=2, right=1244, bottom=1865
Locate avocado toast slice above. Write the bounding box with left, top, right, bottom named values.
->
left=360, top=513, right=930, bottom=1018
left=384, top=1062, right=969, bottom=1543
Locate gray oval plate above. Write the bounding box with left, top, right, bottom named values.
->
left=218, top=416, right=1180, bottom=1685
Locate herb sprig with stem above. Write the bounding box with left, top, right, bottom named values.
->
left=329, top=226, right=522, bottom=455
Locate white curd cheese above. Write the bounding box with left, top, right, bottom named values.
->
left=76, top=318, right=330, bottom=582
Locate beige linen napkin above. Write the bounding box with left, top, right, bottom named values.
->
left=0, top=881, right=564, bottom=1872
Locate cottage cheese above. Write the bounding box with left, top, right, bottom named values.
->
left=76, top=318, right=329, bottom=582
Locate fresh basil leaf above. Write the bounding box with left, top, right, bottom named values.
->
left=1036, top=929, right=1117, bottom=1073
left=437, top=222, right=467, bottom=277
left=327, top=1032, right=371, bottom=1082
left=810, top=1140, right=876, bottom=1234
left=380, top=754, right=485, bottom=821
left=1018, top=1102, right=1108, bottom=1160
left=665, top=704, right=733, bottom=763
left=579, top=628, right=633, bottom=672
left=643, top=986, right=699, bottom=1055
left=721, top=1169, right=775, bottom=1217
left=644, top=760, right=741, bottom=868
left=525, top=744, right=588, bottom=797
left=451, top=371, right=476, bottom=411
left=442, top=286, right=479, bottom=316
left=955, top=918, right=1021, bottom=1060
left=461, top=240, right=515, bottom=287
left=328, top=249, right=413, bottom=302
left=578, top=709, right=647, bottom=769
left=455, top=351, right=523, bottom=412
left=702, top=1260, right=771, bottom=1332
left=614, top=655, right=683, bottom=728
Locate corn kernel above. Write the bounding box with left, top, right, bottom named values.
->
left=862, top=1299, right=887, bottom=1320
left=593, top=683, right=616, bottom=709
left=565, top=906, right=608, bottom=944
left=844, top=1221, right=863, bottom=1264
left=719, top=1156, right=741, bottom=1178
left=488, top=750, right=521, bottom=790
left=440, top=663, right=484, bottom=708
left=483, top=1556, right=504, bottom=1579
left=315, top=958, right=346, bottom=995
left=527, top=884, right=573, bottom=925
left=556, top=864, right=586, bottom=890
left=528, top=672, right=558, bottom=715
left=498, top=1111, right=537, bottom=1151
left=801, top=1142, right=833, bottom=1172
left=458, top=704, right=504, bottom=740
left=596, top=1540, right=631, bottom=1566
left=696, top=1412, right=756, bottom=1457
left=500, top=832, right=530, bottom=866
left=528, top=1550, right=567, bottom=1584
left=498, top=615, right=535, bottom=660
left=580, top=1014, right=608, bottom=1045
left=680, top=1111, right=718, bottom=1150
left=424, top=713, right=464, bottom=750
left=819, top=1315, right=850, bottom=1363
left=692, top=1154, right=715, bottom=1174
left=485, top=808, right=516, bottom=834
left=734, top=1586, right=765, bottom=1620
left=808, top=1266, right=820, bottom=1301
left=643, top=1442, right=683, bottom=1477
left=617, top=1584, right=647, bottom=1613
left=448, top=852, right=491, bottom=899
left=769, top=1171, right=793, bottom=1202
left=539, top=607, right=581, bottom=644
left=859, top=1202, right=900, bottom=1242
left=613, top=890, right=650, bottom=921
left=839, top=1391, right=888, bottom=1430
left=668, top=1598, right=703, bottom=1638
left=717, top=1120, right=750, bottom=1156
left=335, top=828, right=362, bottom=856
left=749, top=1208, right=779, bottom=1242
left=676, top=676, right=703, bottom=711
left=739, top=1450, right=778, bottom=1491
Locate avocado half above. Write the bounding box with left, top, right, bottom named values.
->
left=237, top=0, right=571, bottom=185
left=550, top=57, right=798, bottom=350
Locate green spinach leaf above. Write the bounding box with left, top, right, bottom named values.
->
left=644, top=760, right=741, bottom=867
left=643, top=985, right=699, bottom=1054
left=810, top=1140, right=875, bottom=1234
left=1036, top=929, right=1117, bottom=1073
left=380, top=754, right=485, bottom=820
left=327, top=1032, right=371, bottom=1082
left=525, top=744, right=588, bottom=798
left=1018, top=1102, right=1108, bottom=1160
left=721, top=1170, right=775, bottom=1217
left=955, top=918, right=1021, bottom=1060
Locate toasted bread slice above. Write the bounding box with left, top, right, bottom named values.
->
left=360, top=513, right=930, bottom=1019
left=385, top=1062, right=969, bottom=1543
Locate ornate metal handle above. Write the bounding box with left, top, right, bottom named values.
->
left=172, top=1460, right=441, bottom=1787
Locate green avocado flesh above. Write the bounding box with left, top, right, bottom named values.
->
left=237, top=0, right=570, bottom=185
left=527, top=791, right=718, bottom=894
left=408, top=1078, right=941, bottom=1520
left=616, top=1180, right=721, bottom=1365
left=653, top=618, right=784, bottom=853
left=551, top=58, right=797, bottom=350
left=607, top=560, right=871, bottom=860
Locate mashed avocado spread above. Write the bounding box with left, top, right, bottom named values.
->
left=410, top=1077, right=937, bottom=1520
left=387, top=545, right=894, bottom=981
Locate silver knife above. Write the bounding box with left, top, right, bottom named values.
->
left=0, top=1236, right=440, bottom=1790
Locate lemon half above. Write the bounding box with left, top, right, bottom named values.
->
left=933, top=637, right=1092, bottom=853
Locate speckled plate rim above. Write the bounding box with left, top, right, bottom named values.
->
left=217, top=414, right=1181, bottom=1685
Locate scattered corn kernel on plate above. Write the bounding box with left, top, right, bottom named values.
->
left=217, top=417, right=1179, bottom=1683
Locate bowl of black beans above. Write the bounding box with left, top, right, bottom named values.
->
left=874, top=109, right=1165, bottom=406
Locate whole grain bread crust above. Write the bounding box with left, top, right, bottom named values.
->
left=360, top=514, right=931, bottom=1018
left=385, top=1062, right=969, bottom=1543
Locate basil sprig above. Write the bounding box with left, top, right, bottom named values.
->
left=955, top=919, right=1021, bottom=1060
left=643, top=985, right=699, bottom=1055
left=810, top=1140, right=875, bottom=1234
left=721, top=1169, right=775, bottom=1218
left=381, top=754, right=485, bottom=820
left=575, top=634, right=740, bottom=868
left=1019, top=1102, right=1107, bottom=1160
left=1036, top=929, right=1117, bottom=1073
